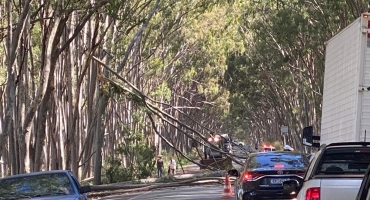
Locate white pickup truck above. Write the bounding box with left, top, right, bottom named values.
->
left=285, top=142, right=370, bottom=200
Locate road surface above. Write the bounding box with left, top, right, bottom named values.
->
left=97, top=185, right=229, bottom=200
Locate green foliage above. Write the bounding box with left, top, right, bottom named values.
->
left=103, top=156, right=133, bottom=183
left=130, top=144, right=156, bottom=179
left=102, top=141, right=156, bottom=183
left=102, top=107, right=157, bottom=183
left=106, top=0, right=148, bottom=22
left=221, top=0, right=370, bottom=146
left=223, top=1, right=306, bottom=140
left=150, top=82, right=171, bottom=101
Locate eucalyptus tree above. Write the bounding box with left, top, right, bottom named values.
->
left=85, top=0, right=248, bottom=183
left=0, top=0, right=111, bottom=175
left=225, top=0, right=368, bottom=150
left=153, top=2, right=245, bottom=156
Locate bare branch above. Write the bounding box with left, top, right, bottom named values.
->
left=117, top=0, right=160, bottom=72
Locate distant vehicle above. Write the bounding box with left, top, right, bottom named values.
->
left=0, top=170, right=92, bottom=200
left=232, top=141, right=245, bottom=146
left=284, top=142, right=370, bottom=200
left=229, top=151, right=309, bottom=200
left=261, top=144, right=276, bottom=152
left=232, top=145, right=252, bottom=159
left=204, top=133, right=232, bottom=159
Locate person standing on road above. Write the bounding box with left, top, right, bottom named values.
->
left=156, top=155, right=164, bottom=177
left=168, top=157, right=176, bottom=175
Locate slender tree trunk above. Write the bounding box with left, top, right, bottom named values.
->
left=93, top=69, right=109, bottom=185
left=34, top=86, right=53, bottom=171
left=93, top=34, right=112, bottom=183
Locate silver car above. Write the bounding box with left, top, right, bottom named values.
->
left=0, top=170, right=91, bottom=200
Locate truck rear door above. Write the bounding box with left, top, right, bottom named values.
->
left=309, top=146, right=370, bottom=200
left=320, top=178, right=363, bottom=199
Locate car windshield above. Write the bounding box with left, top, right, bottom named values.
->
left=247, top=152, right=308, bottom=169
left=0, top=172, right=75, bottom=199
left=316, top=151, right=370, bottom=175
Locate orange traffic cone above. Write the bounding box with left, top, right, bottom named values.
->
left=222, top=174, right=234, bottom=199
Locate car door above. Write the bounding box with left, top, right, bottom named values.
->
left=356, top=164, right=370, bottom=200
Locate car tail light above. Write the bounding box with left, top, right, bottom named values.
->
left=242, top=172, right=264, bottom=181
left=306, top=187, right=320, bottom=200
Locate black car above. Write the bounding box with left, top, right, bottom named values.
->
left=228, top=151, right=309, bottom=200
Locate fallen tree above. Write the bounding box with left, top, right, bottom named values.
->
left=88, top=176, right=235, bottom=198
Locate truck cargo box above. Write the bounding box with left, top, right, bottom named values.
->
left=321, top=13, right=370, bottom=145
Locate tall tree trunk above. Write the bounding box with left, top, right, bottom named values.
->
left=93, top=30, right=112, bottom=183
left=33, top=86, right=53, bottom=171
left=3, top=0, right=32, bottom=175
left=93, top=68, right=110, bottom=185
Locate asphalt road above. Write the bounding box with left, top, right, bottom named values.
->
left=97, top=185, right=230, bottom=200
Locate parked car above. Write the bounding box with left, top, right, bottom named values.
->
left=228, top=151, right=309, bottom=200
left=284, top=142, right=370, bottom=200
left=0, top=170, right=91, bottom=200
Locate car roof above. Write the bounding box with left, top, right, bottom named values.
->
left=0, top=170, right=71, bottom=180
left=325, top=142, right=370, bottom=148
left=249, top=151, right=306, bottom=156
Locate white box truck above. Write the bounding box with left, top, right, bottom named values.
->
left=303, top=13, right=370, bottom=147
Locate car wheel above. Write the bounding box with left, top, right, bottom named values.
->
left=242, top=194, right=259, bottom=200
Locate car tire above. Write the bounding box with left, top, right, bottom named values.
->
left=242, top=194, right=259, bottom=200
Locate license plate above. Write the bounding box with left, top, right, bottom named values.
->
left=270, top=178, right=290, bottom=184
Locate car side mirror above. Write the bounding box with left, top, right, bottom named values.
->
left=79, top=185, right=92, bottom=193
left=282, top=180, right=300, bottom=192
left=302, top=126, right=321, bottom=148
left=228, top=169, right=240, bottom=177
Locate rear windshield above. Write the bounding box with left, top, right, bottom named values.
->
left=315, top=150, right=370, bottom=175
left=247, top=153, right=308, bottom=169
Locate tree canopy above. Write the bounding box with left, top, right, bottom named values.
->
left=0, top=0, right=368, bottom=183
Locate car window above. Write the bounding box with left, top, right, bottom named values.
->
left=315, top=151, right=370, bottom=175
left=246, top=153, right=308, bottom=169
left=0, top=173, right=75, bottom=199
